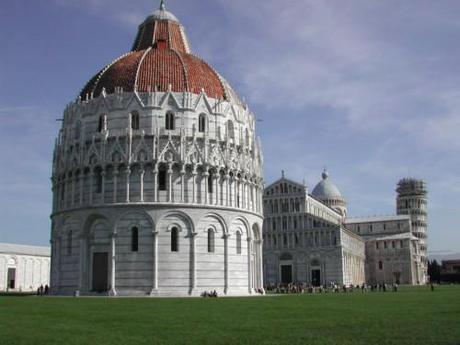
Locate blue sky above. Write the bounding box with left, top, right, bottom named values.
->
left=0, top=0, right=459, bottom=256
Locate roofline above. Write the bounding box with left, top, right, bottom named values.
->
left=264, top=176, right=306, bottom=191
left=344, top=215, right=410, bottom=224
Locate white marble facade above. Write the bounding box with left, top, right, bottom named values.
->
left=263, top=175, right=365, bottom=287
left=50, top=4, right=264, bottom=296
left=263, top=172, right=426, bottom=286
left=0, top=243, right=50, bottom=292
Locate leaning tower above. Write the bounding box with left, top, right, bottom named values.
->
left=50, top=1, right=264, bottom=297
left=396, top=178, right=428, bottom=283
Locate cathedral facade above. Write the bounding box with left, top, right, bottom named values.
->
left=50, top=2, right=264, bottom=297
left=263, top=171, right=426, bottom=287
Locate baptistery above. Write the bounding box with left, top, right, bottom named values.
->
left=50, top=1, right=264, bottom=296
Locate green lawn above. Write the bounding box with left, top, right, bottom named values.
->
left=1, top=286, right=459, bottom=345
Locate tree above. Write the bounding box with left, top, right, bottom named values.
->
left=428, top=260, right=441, bottom=283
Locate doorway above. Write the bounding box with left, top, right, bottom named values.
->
left=92, top=253, right=108, bottom=292
left=7, top=268, right=16, bottom=289
left=281, top=265, right=292, bottom=284
left=311, top=269, right=321, bottom=286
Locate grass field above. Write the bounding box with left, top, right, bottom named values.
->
left=1, top=285, right=459, bottom=345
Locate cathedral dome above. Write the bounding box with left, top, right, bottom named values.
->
left=147, top=1, right=179, bottom=22
left=52, top=1, right=264, bottom=298
left=80, top=1, right=241, bottom=104
left=312, top=169, right=343, bottom=200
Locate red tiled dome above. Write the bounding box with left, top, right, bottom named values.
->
left=80, top=5, right=232, bottom=102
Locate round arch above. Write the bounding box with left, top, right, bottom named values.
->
left=197, top=212, right=229, bottom=236
left=229, top=216, right=251, bottom=239
left=81, top=213, right=112, bottom=236
left=156, top=210, right=195, bottom=235
left=113, top=209, right=155, bottom=236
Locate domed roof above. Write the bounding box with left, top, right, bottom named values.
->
left=311, top=169, right=343, bottom=200
left=146, top=0, right=179, bottom=22
left=80, top=1, right=241, bottom=104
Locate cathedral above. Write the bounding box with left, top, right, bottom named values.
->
left=263, top=171, right=427, bottom=287
left=50, top=1, right=264, bottom=296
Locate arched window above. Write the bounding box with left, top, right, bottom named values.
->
left=97, top=115, right=105, bottom=133
left=208, top=171, right=213, bottom=194
left=131, top=227, right=139, bottom=252
left=171, top=227, right=179, bottom=252
left=378, top=261, right=383, bottom=270
left=207, top=229, right=215, bottom=253
left=158, top=168, right=167, bottom=191
left=227, top=120, right=234, bottom=139
left=245, top=128, right=249, bottom=146
left=95, top=169, right=103, bottom=193
left=165, top=112, right=175, bottom=130
left=199, top=114, right=206, bottom=133
left=236, top=232, right=242, bottom=254
left=131, top=112, right=139, bottom=130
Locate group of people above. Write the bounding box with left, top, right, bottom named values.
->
left=37, top=284, right=49, bottom=296
left=201, top=290, right=218, bottom=298
left=265, top=282, right=401, bottom=294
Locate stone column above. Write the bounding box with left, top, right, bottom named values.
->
left=191, top=168, right=197, bottom=204
left=150, top=231, right=159, bottom=296
left=189, top=232, right=198, bottom=295
left=125, top=167, right=131, bottom=203
left=256, top=239, right=264, bottom=293
left=225, top=173, right=230, bottom=207
left=241, top=178, right=246, bottom=209
left=259, top=184, right=263, bottom=213
left=223, top=234, right=230, bottom=295
left=50, top=237, right=60, bottom=294
left=139, top=166, right=145, bottom=203
left=78, top=235, right=87, bottom=292
left=250, top=183, right=255, bottom=212
left=235, top=177, right=240, bottom=208
left=180, top=166, right=185, bottom=203
left=153, top=165, right=158, bottom=202
left=109, top=233, right=117, bottom=296
left=113, top=167, right=118, bottom=203
left=56, top=236, right=62, bottom=293
left=254, top=183, right=259, bottom=213
left=89, top=170, right=94, bottom=205
left=247, top=237, right=253, bottom=294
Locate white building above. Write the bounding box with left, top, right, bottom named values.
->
left=263, top=172, right=365, bottom=287
left=0, top=243, right=50, bottom=292
left=50, top=1, right=264, bottom=297
left=263, top=171, right=425, bottom=286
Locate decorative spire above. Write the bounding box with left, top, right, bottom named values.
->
left=322, top=168, right=329, bottom=180
left=282, top=170, right=285, bottom=179
left=159, top=0, right=166, bottom=10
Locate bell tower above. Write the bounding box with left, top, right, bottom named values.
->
left=396, top=178, right=428, bottom=283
